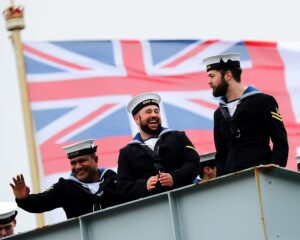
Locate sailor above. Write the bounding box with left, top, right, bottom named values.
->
left=117, top=92, right=200, bottom=202
left=195, top=152, right=217, bottom=183
left=10, top=139, right=120, bottom=219
left=203, top=53, right=288, bottom=176
left=0, top=202, right=17, bottom=238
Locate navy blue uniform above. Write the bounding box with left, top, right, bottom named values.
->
left=117, top=129, right=200, bottom=202
left=214, top=86, right=289, bottom=176
left=16, top=169, right=119, bottom=219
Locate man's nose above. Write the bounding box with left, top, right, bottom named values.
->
left=151, top=111, right=159, bottom=116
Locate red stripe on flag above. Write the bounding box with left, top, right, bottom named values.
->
left=191, top=99, right=218, bottom=110
left=23, top=44, right=91, bottom=70
left=28, top=72, right=208, bottom=101
left=162, top=40, right=219, bottom=68
left=120, top=40, right=147, bottom=76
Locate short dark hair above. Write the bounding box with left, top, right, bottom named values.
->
left=199, top=164, right=216, bottom=178
left=220, top=67, right=242, bottom=82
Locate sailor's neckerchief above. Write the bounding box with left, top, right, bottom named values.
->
left=68, top=168, right=109, bottom=197
left=129, top=127, right=174, bottom=146
left=219, top=86, right=261, bottom=119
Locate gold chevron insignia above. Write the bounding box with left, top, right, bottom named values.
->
left=271, top=111, right=282, bottom=121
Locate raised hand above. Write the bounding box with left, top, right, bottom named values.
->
left=10, top=174, right=30, bottom=199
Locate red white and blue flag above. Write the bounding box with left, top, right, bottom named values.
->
left=24, top=40, right=300, bottom=221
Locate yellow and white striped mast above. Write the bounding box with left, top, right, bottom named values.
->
left=3, top=0, right=45, bottom=227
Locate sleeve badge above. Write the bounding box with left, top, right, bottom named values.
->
left=271, top=108, right=283, bottom=122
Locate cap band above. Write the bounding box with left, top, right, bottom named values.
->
left=131, top=99, right=159, bottom=115
left=67, top=146, right=97, bottom=159
left=206, top=59, right=240, bottom=72
left=0, top=211, right=17, bottom=225
left=199, top=159, right=216, bottom=168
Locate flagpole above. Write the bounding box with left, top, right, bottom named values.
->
left=3, top=3, right=45, bottom=227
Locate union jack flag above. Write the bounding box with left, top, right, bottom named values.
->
left=24, top=40, right=300, bottom=202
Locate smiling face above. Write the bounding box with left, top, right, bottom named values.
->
left=134, top=105, right=161, bottom=136
left=70, top=154, right=99, bottom=183
left=207, top=69, right=229, bottom=97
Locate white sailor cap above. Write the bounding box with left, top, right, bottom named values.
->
left=127, top=92, right=161, bottom=115
left=0, top=202, right=17, bottom=225
left=199, top=152, right=216, bottom=168
left=203, top=53, right=240, bottom=72
left=62, top=139, right=97, bottom=159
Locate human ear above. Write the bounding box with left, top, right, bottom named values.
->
left=204, top=166, right=210, bottom=174
left=94, top=155, right=99, bottom=163
left=133, top=115, right=139, bottom=123
left=225, top=70, right=233, bottom=80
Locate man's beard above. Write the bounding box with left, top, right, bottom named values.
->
left=213, top=75, right=228, bottom=97
left=140, top=117, right=162, bottom=135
